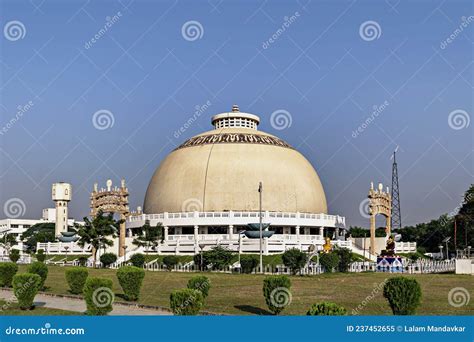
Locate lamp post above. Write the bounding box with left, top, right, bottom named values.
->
left=258, top=182, right=263, bottom=274
left=199, top=243, right=205, bottom=272
left=439, top=245, right=443, bottom=260
left=468, top=246, right=471, bottom=259
left=122, top=245, right=128, bottom=264
left=64, top=246, right=69, bottom=263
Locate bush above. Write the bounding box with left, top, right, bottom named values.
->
left=282, top=248, right=307, bottom=275
left=194, top=246, right=234, bottom=271
left=9, top=249, right=20, bottom=263
left=35, top=249, right=46, bottom=262
left=27, top=262, right=48, bottom=289
left=65, top=267, right=89, bottom=294
left=117, top=266, right=145, bottom=301
left=240, top=255, right=258, bottom=274
left=319, top=252, right=340, bottom=272
left=77, top=256, right=88, bottom=266
left=163, top=255, right=178, bottom=271
left=129, top=253, right=145, bottom=268
left=263, top=275, right=291, bottom=315
left=187, top=276, right=211, bottom=298
left=100, top=253, right=117, bottom=268
left=0, top=262, right=19, bottom=287
left=12, top=273, right=41, bottom=309
left=383, top=277, right=422, bottom=315
left=170, top=288, right=203, bottom=315
left=336, top=248, right=352, bottom=272
left=307, top=302, right=347, bottom=315
left=83, top=277, right=114, bottom=315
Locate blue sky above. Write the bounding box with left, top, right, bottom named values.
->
left=0, top=0, right=472, bottom=227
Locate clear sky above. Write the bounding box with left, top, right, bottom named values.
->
left=0, top=0, right=472, bottom=228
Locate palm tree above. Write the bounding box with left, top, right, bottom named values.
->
left=132, top=220, right=163, bottom=255
left=76, top=210, right=121, bottom=267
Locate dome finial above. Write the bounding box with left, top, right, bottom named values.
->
left=232, top=104, right=240, bottom=112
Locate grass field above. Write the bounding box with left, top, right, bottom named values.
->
left=0, top=300, right=77, bottom=316
left=17, top=265, right=473, bottom=315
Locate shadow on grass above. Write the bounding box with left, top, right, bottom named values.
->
left=234, top=305, right=272, bottom=315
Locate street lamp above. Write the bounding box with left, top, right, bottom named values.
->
left=199, top=243, right=206, bottom=272
left=439, top=245, right=444, bottom=260
left=258, top=182, right=263, bottom=274
left=468, top=246, right=471, bottom=259
left=64, top=246, right=70, bottom=263
left=122, top=245, right=128, bottom=264
left=442, top=237, right=451, bottom=260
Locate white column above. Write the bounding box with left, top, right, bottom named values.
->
left=335, top=227, right=340, bottom=239
left=164, top=226, right=169, bottom=241
left=319, top=226, right=324, bottom=237
left=228, top=225, right=234, bottom=240
left=295, top=226, right=300, bottom=238
left=194, top=225, right=199, bottom=241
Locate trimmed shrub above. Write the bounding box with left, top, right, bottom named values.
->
left=12, top=273, right=41, bottom=309
left=240, top=255, right=258, bottom=274
left=319, top=252, right=340, bottom=272
left=0, top=262, right=19, bottom=287
left=27, top=262, right=48, bottom=289
left=163, top=255, right=178, bottom=271
left=130, top=253, right=145, bottom=268
left=65, top=267, right=89, bottom=294
left=117, top=266, right=145, bottom=301
left=170, top=288, right=203, bottom=315
left=263, top=275, right=292, bottom=315
left=336, top=248, right=352, bottom=272
left=307, top=302, right=347, bottom=315
left=383, top=277, right=422, bottom=315
left=100, top=253, right=117, bottom=268
left=194, top=246, right=234, bottom=271
left=282, top=248, right=307, bottom=275
left=187, top=276, right=211, bottom=298
left=83, top=277, right=114, bottom=315
left=36, top=249, right=46, bottom=262
left=9, top=249, right=20, bottom=263
left=78, top=256, right=88, bottom=267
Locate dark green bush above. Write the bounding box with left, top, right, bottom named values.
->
left=307, top=302, right=347, bottom=315
left=170, top=288, right=203, bottom=315
left=319, top=252, right=340, bottom=272
left=27, top=262, right=48, bottom=289
left=100, top=253, right=117, bottom=268
left=35, top=249, right=46, bottom=262
left=117, top=266, right=145, bottom=301
left=282, top=248, right=307, bottom=275
left=65, top=267, right=89, bottom=294
left=0, top=262, right=19, bottom=287
left=163, top=255, right=178, bottom=271
left=77, top=256, right=88, bottom=266
left=240, top=255, right=258, bottom=274
left=12, top=273, right=41, bottom=309
left=194, top=246, right=234, bottom=271
left=129, top=253, right=145, bottom=268
left=263, top=275, right=292, bottom=315
left=9, top=249, right=20, bottom=263
left=83, top=277, right=114, bottom=315
left=383, top=277, right=422, bottom=315
left=187, top=276, right=211, bottom=298
left=335, top=248, right=352, bottom=272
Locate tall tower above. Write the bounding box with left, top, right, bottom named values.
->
left=52, top=182, right=72, bottom=237
left=391, top=148, right=402, bottom=230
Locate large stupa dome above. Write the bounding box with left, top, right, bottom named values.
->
left=143, top=105, right=328, bottom=214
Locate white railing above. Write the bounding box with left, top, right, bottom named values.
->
left=37, top=242, right=91, bottom=254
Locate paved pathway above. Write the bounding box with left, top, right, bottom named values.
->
left=0, top=289, right=171, bottom=316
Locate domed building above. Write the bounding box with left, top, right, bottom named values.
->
left=127, top=106, right=346, bottom=254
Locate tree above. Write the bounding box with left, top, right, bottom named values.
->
left=76, top=210, right=120, bottom=267
left=9, top=249, right=20, bottom=263
left=335, top=248, right=352, bottom=272
left=456, top=184, right=474, bottom=248
left=132, top=220, right=163, bottom=255
left=100, top=253, right=117, bottom=268
left=319, top=252, right=339, bottom=272
left=21, top=222, right=55, bottom=253
left=383, top=277, right=422, bottom=315
left=282, top=248, right=307, bottom=275
left=194, top=246, right=233, bottom=271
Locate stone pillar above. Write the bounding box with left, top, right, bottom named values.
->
left=319, top=226, right=324, bottom=237
left=194, top=225, right=199, bottom=241
left=164, top=226, right=169, bottom=241
left=385, top=215, right=391, bottom=237
left=118, top=213, right=126, bottom=257
left=228, top=225, right=234, bottom=240
left=369, top=214, right=376, bottom=254
left=295, top=226, right=300, bottom=238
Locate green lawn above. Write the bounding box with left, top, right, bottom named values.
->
left=0, top=300, right=77, bottom=316
left=18, top=265, right=473, bottom=315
